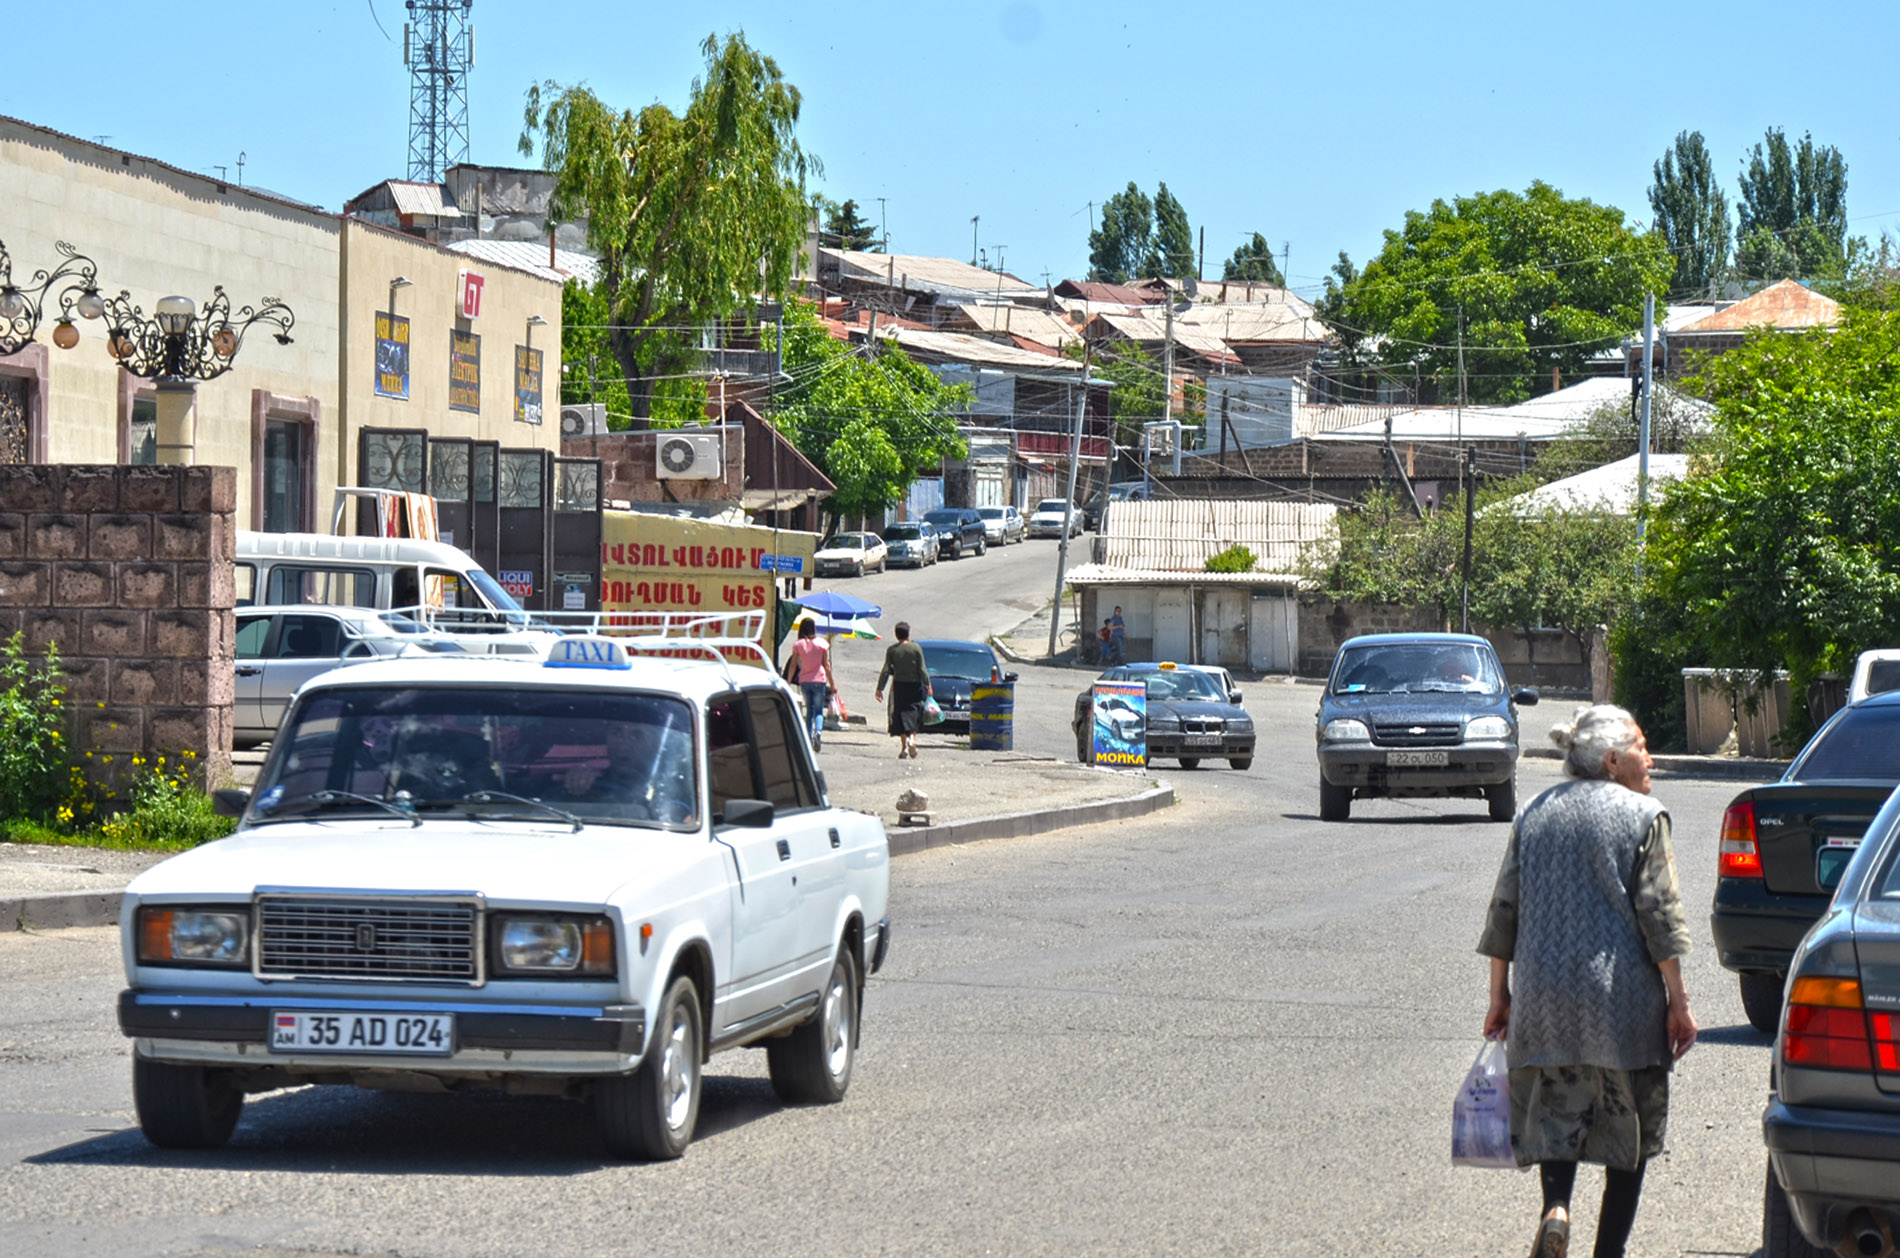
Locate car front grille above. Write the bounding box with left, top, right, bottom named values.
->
left=1372, top=722, right=1462, bottom=747
left=256, top=895, right=481, bottom=984
left=1180, top=718, right=1225, bottom=734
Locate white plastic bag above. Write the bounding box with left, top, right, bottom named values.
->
left=1451, top=1039, right=1516, bottom=1169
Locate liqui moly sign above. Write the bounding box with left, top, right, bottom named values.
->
left=458, top=270, right=486, bottom=319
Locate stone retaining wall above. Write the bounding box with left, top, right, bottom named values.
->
left=0, top=464, right=236, bottom=786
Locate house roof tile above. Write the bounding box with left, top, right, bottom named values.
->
left=1675, top=278, right=1841, bottom=333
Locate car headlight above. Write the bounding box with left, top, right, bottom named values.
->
left=1226, top=715, right=1254, bottom=732
left=1147, top=714, right=1180, bottom=730
left=1321, top=718, right=1371, bottom=742
left=492, top=914, right=615, bottom=976
left=137, top=906, right=249, bottom=967
left=1465, top=716, right=1512, bottom=741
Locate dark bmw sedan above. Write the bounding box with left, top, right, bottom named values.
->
left=1712, top=690, right=1900, bottom=1032
left=1315, top=632, right=1538, bottom=823
left=917, top=639, right=1015, bottom=731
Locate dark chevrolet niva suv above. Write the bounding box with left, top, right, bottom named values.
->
left=1315, top=632, right=1538, bottom=822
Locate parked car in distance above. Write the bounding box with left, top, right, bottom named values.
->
left=1711, top=690, right=1900, bottom=1032
left=1084, top=481, right=1149, bottom=532
left=915, top=639, right=1016, bottom=731
left=922, top=508, right=987, bottom=559
left=120, top=631, right=892, bottom=1161
left=1184, top=664, right=1242, bottom=705
left=1072, top=661, right=1256, bottom=770
left=977, top=505, right=1025, bottom=545
left=1849, top=648, right=1900, bottom=703
left=234, top=605, right=468, bottom=748
left=1314, top=632, right=1537, bottom=823
left=1027, top=498, right=1082, bottom=539
left=814, top=532, right=888, bottom=577
left=881, top=521, right=939, bottom=568
left=1759, top=782, right=1900, bottom=1257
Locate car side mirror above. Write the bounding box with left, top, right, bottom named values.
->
left=1229, top=690, right=1244, bottom=705
left=1004, top=672, right=1019, bottom=684
left=1512, top=687, right=1540, bottom=706
left=212, top=788, right=251, bottom=818
left=719, top=798, right=775, bottom=828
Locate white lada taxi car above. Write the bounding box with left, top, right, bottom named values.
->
left=117, top=632, right=892, bottom=1160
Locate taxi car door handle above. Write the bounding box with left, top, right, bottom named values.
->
left=829, top=828, right=841, bottom=849
left=776, top=839, right=791, bottom=861
left=236, top=666, right=262, bottom=677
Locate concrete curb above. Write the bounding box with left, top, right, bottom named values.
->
left=1523, top=746, right=1788, bottom=781
left=2, top=784, right=1179, bottom=932
left=884, top=782, right=1174, bottom=858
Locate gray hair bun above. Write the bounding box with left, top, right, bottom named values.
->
left=1557, top=704, right=1639, bottom=779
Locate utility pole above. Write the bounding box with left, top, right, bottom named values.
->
left=1197, top=225, right=1205, bottom=281
left=1162, top=298, right=1176, bottom=425
left=1455, top=304, right=1466, bottom=446
left=1282, top=241, right=1291, bottom=288
left=876, top=196, right=888, bottom=251
left=1638, top=291, right=1655, bottom=547
left=1049, top=344, right=1092, bottom=657
left=970, top=216, right=979, bottom=267
left=1460, top=445, right=1475, bottom=633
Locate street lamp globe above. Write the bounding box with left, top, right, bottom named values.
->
left=0, top=287, right=25, bottom=321
left=51, top=319, right=79, bottom=349
left=75, top=289, right=106, bottom=320
left=155, top=295, right=196, bottom=335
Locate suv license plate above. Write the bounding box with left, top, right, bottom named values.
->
left=270, top=1010, right=454, bottom=1056
left=1387, top=750, right=1450, bottom=767
left=1183, top=735, right=1221, bottom=747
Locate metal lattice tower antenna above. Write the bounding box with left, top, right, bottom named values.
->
left=403, top=0, right=473, bottom=184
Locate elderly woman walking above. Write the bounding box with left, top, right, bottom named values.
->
left=1478, top=705, right=1697, bottom=1258
left=874, top=621, right=933, bottom=760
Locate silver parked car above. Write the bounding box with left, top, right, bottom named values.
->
left=1760, top=782, right=1900, bottom=1257
left=234, top=605, right=465, bottom=747
left=976, top=505, right=1025, bottom=545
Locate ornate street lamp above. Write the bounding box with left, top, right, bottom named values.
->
left=98, top=285, right=296, bottom=464
left=0, top=239, right=107, bottom=357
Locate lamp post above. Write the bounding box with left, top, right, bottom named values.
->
left=99, top=285, right=295, bottom=464
left=0, top=239, right=107, bottom=356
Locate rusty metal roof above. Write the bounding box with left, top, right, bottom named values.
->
left=1055, top=280, right=1157, bottom=306
left=1675, top=279, right=1840, bottom=333
left=1098, top=499, right=1336, bottom=572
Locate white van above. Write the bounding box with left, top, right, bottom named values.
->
left=235, top=532, right=529, bottom=628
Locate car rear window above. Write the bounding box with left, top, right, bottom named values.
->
left=1329, top=643, right=1503, bottom=695
left=1134, top=670, right=1222, bottom=701
left=1866, top=659, right=1900, bottom=697
left=885, top=525, right=922, bottom=540
left=921, top=643, right=997, bottom=680
left=1790, top=705, right=1900, bottom=781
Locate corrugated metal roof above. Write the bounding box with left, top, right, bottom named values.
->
left=385, top=181, right=463, bottom=219
left=877, top=326, right=1087, bottom=372
left=1065, top=564, right=1302, bottom=587
left=1499, top=452, right=1692, bottom=516
left=1173, top=300, right=1322, bottom=343
left=826, top=249, right=1041, bottom=298
left=1099, top=499, right=1336, bottom=572
left=944, top=303, right=1082, bottom=348
left=1675, top=278, right=1840, bottom=333
left=446, top=238, right=599, bottom=284
left=1055, top=280, right=1156, bottom=305
left=1323, top=406, right=1573, bottom=441
left=1087, top=312, right=1238, bottom=364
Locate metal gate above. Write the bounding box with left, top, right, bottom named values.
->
left=496, top=448, right=551, bottom=610
left=356, top=427, right=428, bottom=535
left=1249, top=591, right=1295, bottom=672
left=550, top=457, right=603, bottom=613
left=427, top=437, right=473, bottom=552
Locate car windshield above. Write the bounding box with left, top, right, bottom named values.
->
left=249, top=686, right=700, bottom=829
left=977, top=508, right=1004, bottom=519
left=921, top=643, right=997, bottom=680
left=1791, top=705, right=1900, bottom=781
left=884, top=525, right=923, bottom=540
left=1127, top=669, right=1223, bottom=701
left=1329, top=643, right=1503, bottom=695
left=825, top=535, right=865, bottom=550
left=1035, top=500, right=1068, bottom=514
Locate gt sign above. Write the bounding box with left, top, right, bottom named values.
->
left=458, top=270, right=486, bottom=320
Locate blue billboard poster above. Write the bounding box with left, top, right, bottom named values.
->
left=374, top=311, right=410, bottom=400
left=1091, top=680, right=1147, bottom=767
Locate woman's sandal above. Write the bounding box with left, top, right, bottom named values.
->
left=1529, top=1211, right=1569, bottom=1258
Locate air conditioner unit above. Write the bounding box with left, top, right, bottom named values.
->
left=655, top=432, right=723, bottom=480
left=559, top=403, right=607, bottom=438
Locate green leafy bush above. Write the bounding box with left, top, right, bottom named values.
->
left=0, top=632, right=66, bottom=823
left=1205, top=544, right=1258, bottom=574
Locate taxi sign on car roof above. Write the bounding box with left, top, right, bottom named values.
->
left=544, top=636, right=633, bottom=670
left=1158, top=661, right=1177, bottom=670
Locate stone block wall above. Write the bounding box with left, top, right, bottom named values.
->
left=0, top=464, right=236, bottom=787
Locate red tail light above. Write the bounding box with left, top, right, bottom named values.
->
left=1783, top=976, right=1874, bottom=1072
left=1719, top=801, right=1763, bottom=877
left=1875, top=1011, right=1900, bottom=1073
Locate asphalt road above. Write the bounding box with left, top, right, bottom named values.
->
left=0, top=540, right=1780, bottom=1257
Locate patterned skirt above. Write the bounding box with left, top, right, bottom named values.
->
left=1508, top=1064, right=1670, bottom=1171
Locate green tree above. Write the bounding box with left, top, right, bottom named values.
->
left=770, top=302, right=968, bottom=523
left=1065, top=338, right=1165, bottom=458
left=558, top=278, right=706, bottom=428
left=1152, top=183, right=1195, bottom=278
left=823, top=197, right=880, bottom=251
left=1735, top=128, right=1849, bottom=281
left=1320, top=181, right=1675, bottom=403
left=1636, top=309, right=1900, bottom=734
left=520, top=33, right=815, bottom=420
left=1648, top=130, right=1731, bottom=298
left=1223, top=233, right=1284, bottom=285
left=1087, top=183, right=1153, bottom=283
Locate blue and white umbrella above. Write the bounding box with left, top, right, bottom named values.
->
left=793, top=590, right=882, bottom=619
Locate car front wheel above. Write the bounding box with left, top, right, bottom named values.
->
left=1178, top=757, right=1201, bottom=769
left=1486, top=777, right=1516, bottom=822
left=134, top=1057, right=244, bottom=1149
left=1075, top=725, right=1091, bottom=764
left=1740, top=972, right=1786, bottom=1034
left=1319, top=775, right=1351, bottom=822
left=767, top=950, right=859, bottom=1105
left=597, top=974, right=702, bottom=1160
left=1228, top=757, right=1253, bottom=771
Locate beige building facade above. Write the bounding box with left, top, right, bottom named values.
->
left=0, top=116, right=562, bottom=533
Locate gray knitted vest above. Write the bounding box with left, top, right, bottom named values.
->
left=1509, top=778, right=1669, bottom=1072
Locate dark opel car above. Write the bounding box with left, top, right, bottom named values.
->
left=1071, top=662, right=1255, bottom=770
left=1759, top=781, right=1900, bottom=1258
left=922, top=508, right=987, bottom=560
left=1315, top=632, right=1538, bottom=822
left=1712, top=691, right=1900, bottom=1032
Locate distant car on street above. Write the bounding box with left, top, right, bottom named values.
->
left=1314, top=632, right=1537, bottom=823
left=1027, top=498, right=1082, bottom=539
left=922, top=508, right=987, bottom=560
left=1183, top=664, right=1243, bottom=706
left=881, top=521, right=940, bottom=568
left=814, top=531, right=888, bottom=577
left=1759, top=780, right=1900, bottom=1257
left=1710, top=690, right=1900, bottom=1031
left=915, top=638, right=1015, bottom=730
left=1848, top=647, right=1900, bottom=703
left=1072, top=661, right=1255, bottom=769
left=976, top=505, right=1025, bottom=545
left=1084, top=482, right=1148, bottom=533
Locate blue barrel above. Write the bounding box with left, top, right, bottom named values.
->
left=969, top=682, right=1014, bottom=751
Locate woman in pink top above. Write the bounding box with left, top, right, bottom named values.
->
left=788, top=618, right=836, bottom=750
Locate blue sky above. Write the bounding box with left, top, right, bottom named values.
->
left=6, top=2, right=1896, bottom=299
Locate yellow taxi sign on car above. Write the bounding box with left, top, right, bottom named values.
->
left=544, top=636, right=633, bottom=670
left=1158, top=661, right=1177, bottom=670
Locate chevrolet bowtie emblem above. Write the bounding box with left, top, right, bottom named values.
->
left=1408, top=726, right=1427, bottom=735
